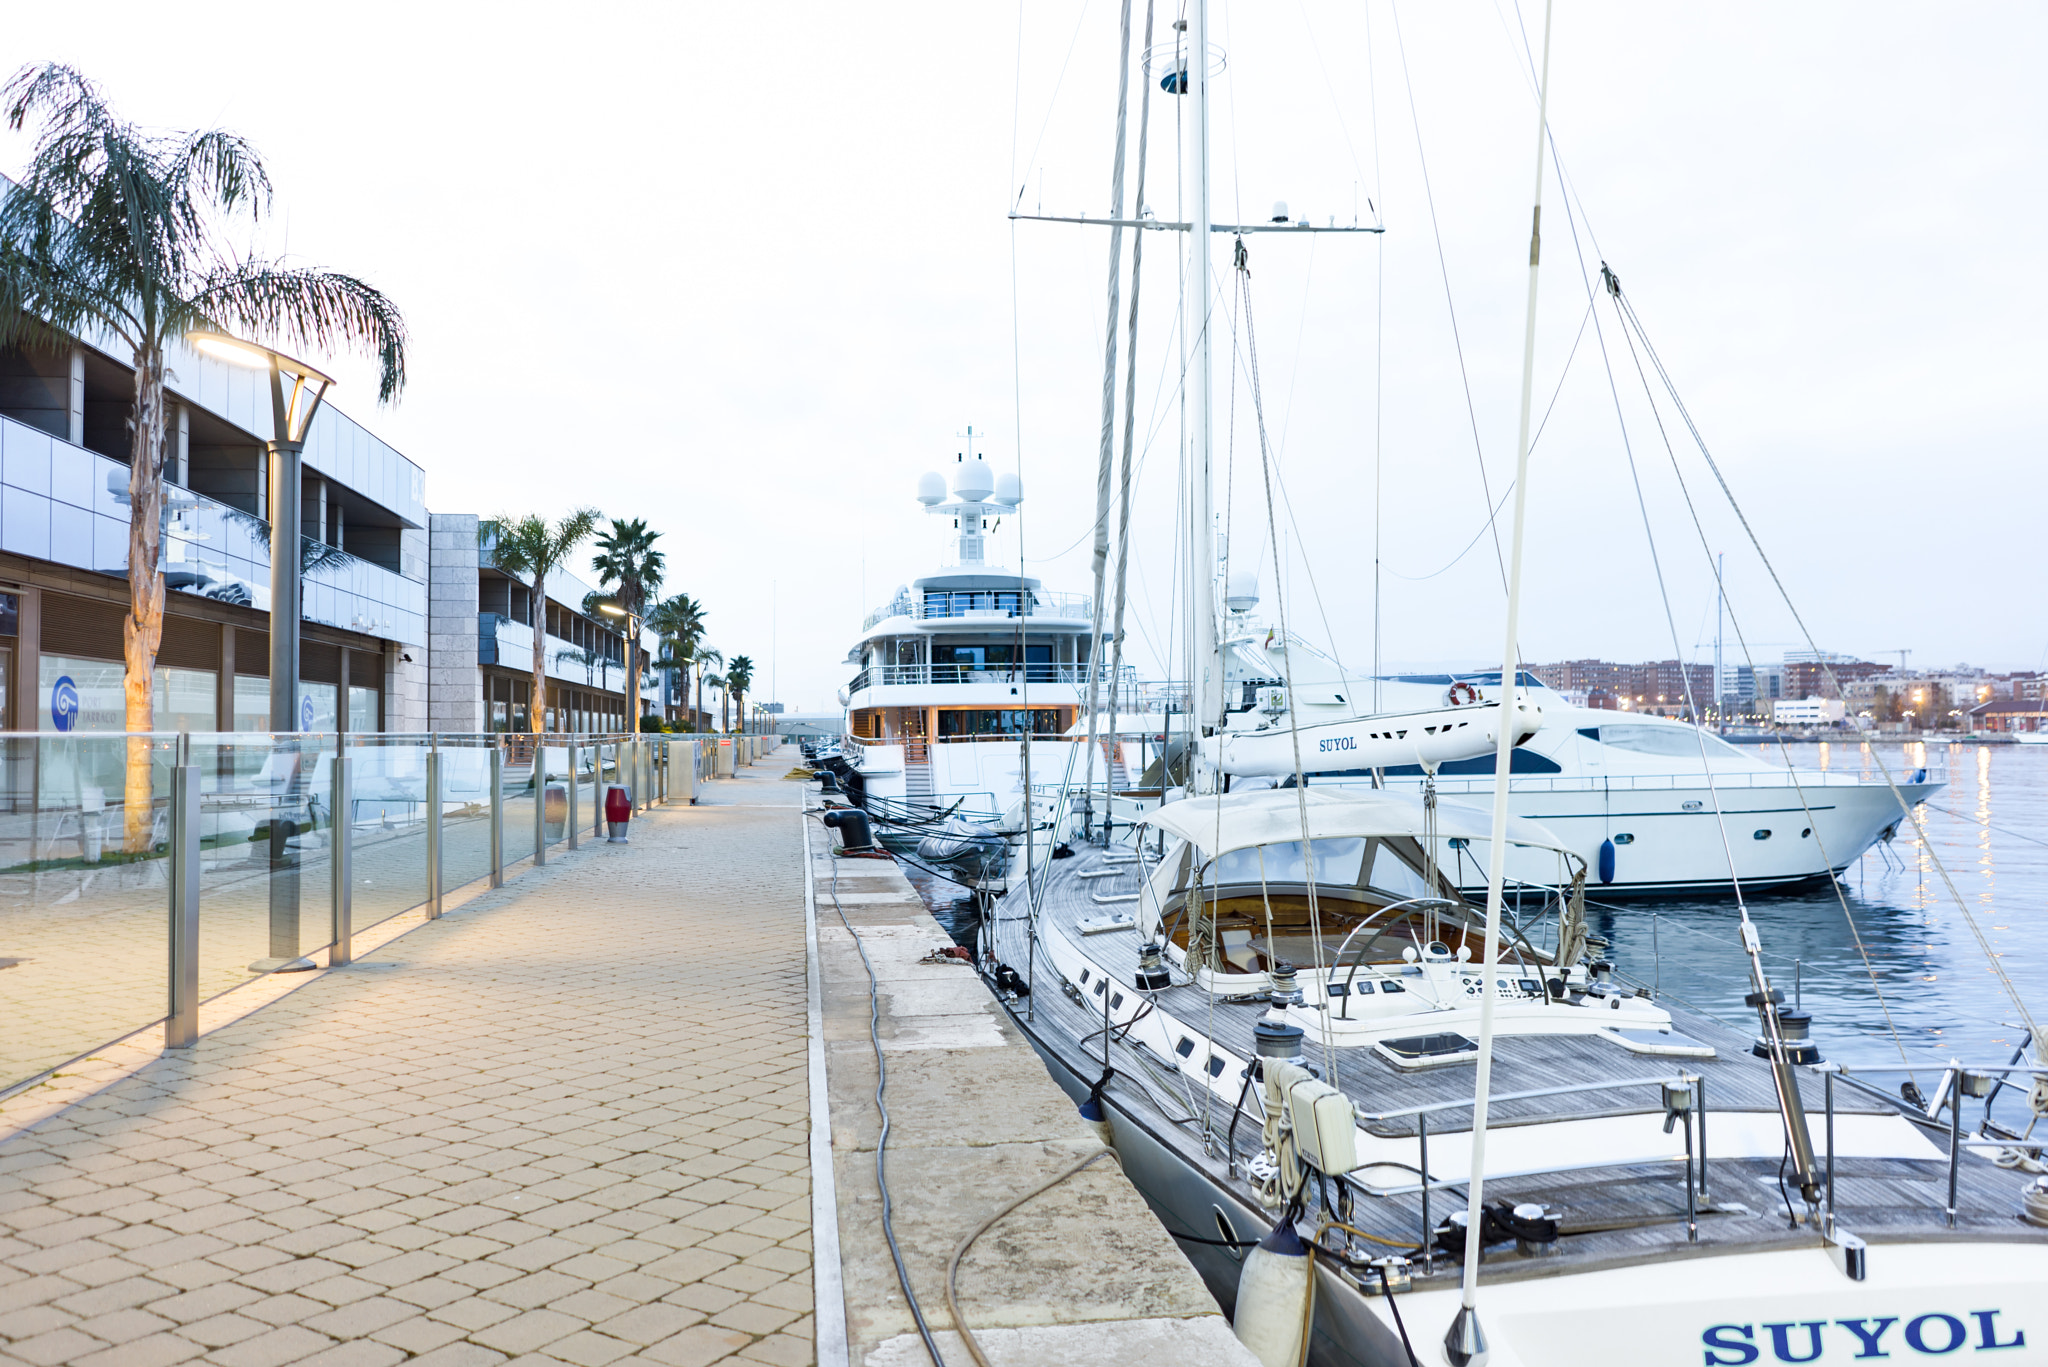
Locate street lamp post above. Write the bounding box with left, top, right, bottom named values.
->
left=598, top=603, right=643, bottom=736
left=189, top=331, right=334, bottom=973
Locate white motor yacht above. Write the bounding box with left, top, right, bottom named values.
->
left=1206, top=615, right=1943, bottom=896
left=838, top=448, right=1175, bottom=819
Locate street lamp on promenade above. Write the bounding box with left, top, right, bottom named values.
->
left=597, top=603, right=643, bottom=735
left=187, top=330, right=334, bottom=731
left=188, top=330, right=333, bottom=974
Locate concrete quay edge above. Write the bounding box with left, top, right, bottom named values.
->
left=804, top=807, right=1256, bottom=1366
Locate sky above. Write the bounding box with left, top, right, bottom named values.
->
left=3, top=2, right=2042, bottom=712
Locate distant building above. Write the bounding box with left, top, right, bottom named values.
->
left=1527, top=658, right=1714, bottom=716
left=1783, top=654, right=1889, bottom=699
left=1969, top=699, right=2048, bottom=735
left=1775, top=697, right=1847, bottom=727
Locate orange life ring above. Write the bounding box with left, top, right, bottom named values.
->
left=1445, top=681, right=1483, bottom=707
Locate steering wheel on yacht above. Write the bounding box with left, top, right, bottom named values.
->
left=1326, top=897, right=1458, bottom=1019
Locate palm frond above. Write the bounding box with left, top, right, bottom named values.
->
left=175, top=128, right=271, bottom=219
left=191, top=259, right=407, bottom=402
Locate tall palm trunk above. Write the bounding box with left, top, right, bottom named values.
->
left=529, top=588, right=547, bottom=735
left=696, top=672, right=706, bottom=732
left=122, top=345, right=166, bottom=854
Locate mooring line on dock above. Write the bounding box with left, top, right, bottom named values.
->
left=803, top=802, right=853, bottom=1366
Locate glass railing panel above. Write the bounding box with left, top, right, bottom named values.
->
left=437, top=738, right=496, bottom=892
left=0, top=734, right=179, bottom=1093
left=339, top=734, right=430, bottom=933
left=192, top=733, right=341, bottom=993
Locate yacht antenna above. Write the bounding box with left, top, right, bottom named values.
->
left=1453, top=1, right=1553, bottom=1362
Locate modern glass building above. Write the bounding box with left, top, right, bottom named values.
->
left=0, top=329, right=427, bottom=737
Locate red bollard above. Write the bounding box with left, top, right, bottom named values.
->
left=604, top=784, right=632, bottom=842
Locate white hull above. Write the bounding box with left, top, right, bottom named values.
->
left=1360, top=772, right=1935, bottom=895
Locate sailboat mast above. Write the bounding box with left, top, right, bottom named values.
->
left=1452, top=1, right=1554, bottom=1361
left=1187, top=0, right=1221, bottom=750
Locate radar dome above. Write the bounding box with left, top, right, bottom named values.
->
left=915, top=471, right=946, bottom=505
left=992, top=471, right=1023, bottom=506
left=951, top=456, right=995, bottom=502
left=1225, top=570, right=1260, bottom=612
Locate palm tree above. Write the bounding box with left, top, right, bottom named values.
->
left=646, top=593, right=706, bottom=727
left=488, top=510, right=600, bottom=734
left=726, top=655, right=755, bottom=734
left=694, top=647, right=723, bottom=735
left=0, top=64, right=406, bottom=851
left=705, top=673, right=727, bottom=734
left=590, top=518, right=664, bottom=734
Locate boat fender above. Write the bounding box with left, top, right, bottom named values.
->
left=1232, top=1218, right=1313, bottom=1367
left=1075, top=1069, right=1116, bottom=1145
left=1597, top=837, right=1616, bottom=885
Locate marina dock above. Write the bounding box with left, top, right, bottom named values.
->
left=0, top=742, right=1244, bottom=1367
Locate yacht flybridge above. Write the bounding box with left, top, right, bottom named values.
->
left=841, top=449, right=1175, bottom=815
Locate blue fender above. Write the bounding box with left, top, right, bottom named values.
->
left=1598, top=838, right=1617, bottom=885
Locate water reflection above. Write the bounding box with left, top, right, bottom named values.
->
left=1587, top=742, right=2046, bottom=1070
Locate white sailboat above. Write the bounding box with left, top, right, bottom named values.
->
left=982, top=5, right=2048, bottom=1364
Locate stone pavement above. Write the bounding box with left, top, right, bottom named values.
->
left=0, top=743, right=816, bottom=1367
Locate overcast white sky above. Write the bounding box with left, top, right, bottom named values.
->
left=5, top=3, right=2041, bottom=711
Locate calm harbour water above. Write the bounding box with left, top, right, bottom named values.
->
left=1592, top=741, right=2047, bottom=1075
left=906, top=739, right=2047, bottom=1077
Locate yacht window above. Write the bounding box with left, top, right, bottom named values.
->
left=1326, top=982, right=1348, bottom=997
left=1366, top=842, right=1428, bottom=899
left=1109, top=992, right=1125, bottom=1010
left=1381, top=980, right=1406, bottom=994
left=1093, top=980, right=1107, bottom=996
left=1209, top=838, right=1366, bottom=887
left=1590, top=724, right=1747, bottom=760
left=1176, top=1038, right=1196, bottom=1058
left=1753, top=829, right=1772, bottom=841
left=1079, top=969, right=1091, bottom=984
left=1207, top=1056, right=1227, bottom=1077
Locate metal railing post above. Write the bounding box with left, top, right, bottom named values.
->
left=1697, top=1075, right=1709, bottom=1200
left=426, top=743, right=443, bottom=919
left=1418, top=1111, right=1433, bottom=1275
left=331, top=754, right=353, bottom=965
left=1824, top=1070, right=1836, bottom=1222
left=489, top=745, right=504, bottom=887
left=534, top=739, right=547, bottom=866
left=595, top=741, right=606, bottom=839
left=568, top=742, right=580, bottom=851
left=1947, top=1077, right=1961, bottom=1228
left=166, top=761, right=200, bottom=1048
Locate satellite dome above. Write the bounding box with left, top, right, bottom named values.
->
left=915, top=471, right=946, bottom=505
left=951, top=456, right=994, bottom=502
left=1225, top=570, right=1260, bottom=612
left=992, top=471, right=1023, bottom=506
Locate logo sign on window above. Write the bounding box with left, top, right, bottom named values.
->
left=51, top=676, right=79, bottom=732
left=302, top=695, right=316, bottom=731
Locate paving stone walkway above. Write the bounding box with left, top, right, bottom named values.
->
left=0, top=745, right=815, bottom=1367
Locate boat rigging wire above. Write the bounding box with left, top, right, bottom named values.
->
left=1388, top=0, right=1508, bottom=594
left=814, top=816, right=948, bottom=1367
left=1238, top=236, right=1339, bottom=1077
left=1084, top=0, right=1139, bottom=837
